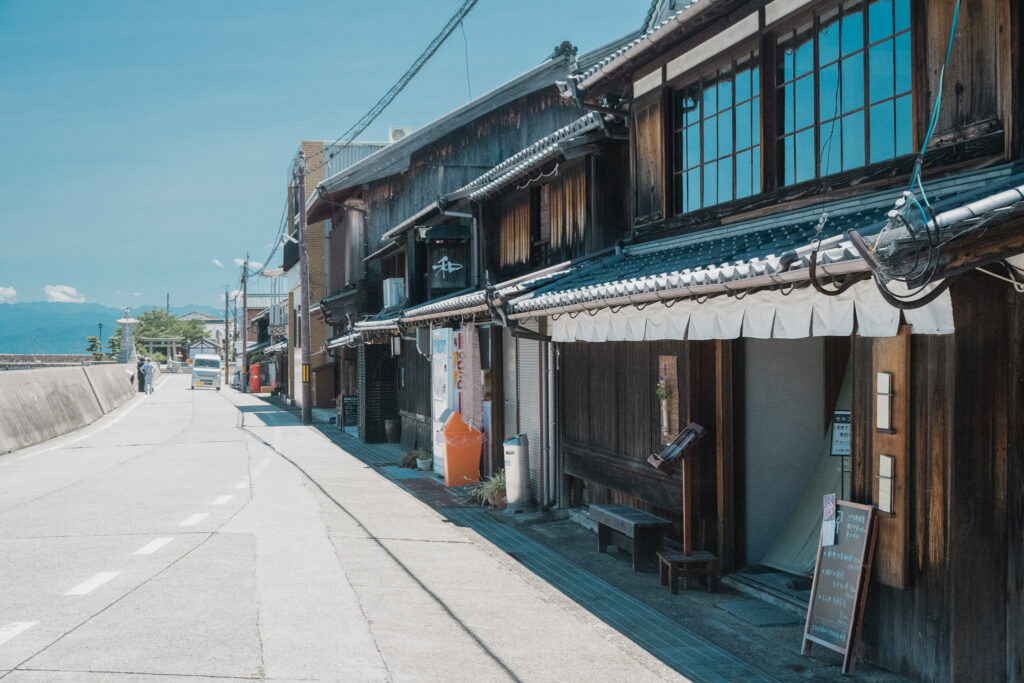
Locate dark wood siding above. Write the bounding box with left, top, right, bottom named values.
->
left=854, top=272, right=1022, bottom=682
left=397, top=341, right=430, bottom=418
left=632, top=96, right=665, bottom=225
left=559, top=340, right=717, bottom=548
left=364, top=87, right=585, bottom=248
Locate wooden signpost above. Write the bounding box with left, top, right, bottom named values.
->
left=802, top=500, right=877, bottom=675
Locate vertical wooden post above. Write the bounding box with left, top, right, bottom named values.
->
left=871, top=325, right=910, bottom=589
left=714, top=339, right=735, bottom=572
left=682, top=455, right=695, bottom=556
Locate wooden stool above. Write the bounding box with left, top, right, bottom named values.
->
left=658, top=549, right=720, bottom=593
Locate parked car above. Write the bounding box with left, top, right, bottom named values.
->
left=191, top=354, right=222, bottom=391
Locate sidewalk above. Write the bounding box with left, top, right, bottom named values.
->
left=251, top=395, right=905, bottom=681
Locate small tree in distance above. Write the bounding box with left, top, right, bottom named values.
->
left=86, top=336, right=103, bottom=361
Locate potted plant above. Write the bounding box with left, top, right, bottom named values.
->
left=469, top=470, right=507, bottom=510
left=655, top=379, right=672, bottom=436
left=414, top=449, right=433, bottom=471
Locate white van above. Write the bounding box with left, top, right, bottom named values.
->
left=191, top=354, right=223, bottom=390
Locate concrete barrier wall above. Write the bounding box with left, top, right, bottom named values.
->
left=83, top=364, right=137, bottom=414
left=0, top=364, right=136, bottom=454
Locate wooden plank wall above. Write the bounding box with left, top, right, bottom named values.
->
left=631, top=96, right=665, bottom=225
left=364, top=87, right=584, bottom=247
left=858, top=273, right=1020, bottom=682
left=924, top=0, right=1001, bottom=138
left=396, top=342, right=430, bottom=419
left=559, top=340, right=718, bottom=549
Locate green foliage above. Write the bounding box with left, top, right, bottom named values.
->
left=468, top=470, right=507, bottom=507
left=86, top=335, right=103, bottom=360
left=655, top=379, right=672, bottom=401
left=132, top=310, right=207, bottom=353
left=150, top=351, right=167, bottom=363
left=106, top=333, right=121, bottom=357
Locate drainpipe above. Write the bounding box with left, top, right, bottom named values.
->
left=539, top=338, right=549, bottom=509
left=547, top=341, right=558, bottom=509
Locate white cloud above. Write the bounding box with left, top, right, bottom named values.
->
left=212, top=259, right=224, bottom=268
left=233, top=258, right=264, bottom=269
left=0, top=286, right=15, bottom=303
left=43, top=285, right=85, bottom=303
left=133, top=292, right=142, bottom=297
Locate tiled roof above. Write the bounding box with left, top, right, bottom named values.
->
left=567, top=0, right=715, bottom=96
left=440, top=113, right=606, bottom=204
left=511, top=165, right=1024, bottom=316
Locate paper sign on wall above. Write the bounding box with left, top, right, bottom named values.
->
left=822, top=493, right=837, bottom=547
left=830, top=411, right=851, bottom=456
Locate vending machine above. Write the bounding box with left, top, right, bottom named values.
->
left=431, top=327, right=463, bottom=476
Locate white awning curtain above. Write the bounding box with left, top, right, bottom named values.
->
left=549, top=280, right=953, bottom=343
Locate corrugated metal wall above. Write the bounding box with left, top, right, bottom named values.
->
left=516, top=320, right=542, bottom=504
left=323, top=143, right=389, bottom=180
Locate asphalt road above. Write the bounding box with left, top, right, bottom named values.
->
left=0, top=374, right=679, bottom=682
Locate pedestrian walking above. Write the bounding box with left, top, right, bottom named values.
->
left=142, top=357, right=156, bottom=395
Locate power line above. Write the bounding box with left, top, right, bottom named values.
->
left=306, top=0, right=481, bottom=177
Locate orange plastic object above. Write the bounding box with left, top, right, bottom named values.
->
left=438, top=411, right=482, bottom=487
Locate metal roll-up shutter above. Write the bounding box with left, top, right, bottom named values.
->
left=516, top=319, right=542, bottom=503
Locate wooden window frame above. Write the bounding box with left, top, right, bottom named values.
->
left=773, top=0, right=914, bottom=185
left=669, top=48, right=762, bottom=216
left=653, top=0, right=919, bottom=223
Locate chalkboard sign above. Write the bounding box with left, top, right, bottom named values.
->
left=802, top=500, right=877, bottom=675
left=342, top=395, right=358, bottom=426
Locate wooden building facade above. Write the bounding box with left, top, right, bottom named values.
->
left=292, top=1, right=1022, bottom=678
left=516, top=1, right=1023, bottom=680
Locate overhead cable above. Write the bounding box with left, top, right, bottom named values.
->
left=306, top=0, right=480, bottom=178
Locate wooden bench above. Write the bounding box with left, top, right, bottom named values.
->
left=589, top=504, right=671, bottom=573
left=657, top=549, right=720, bottom=593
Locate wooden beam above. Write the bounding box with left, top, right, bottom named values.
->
left=871, top=325, right=911, bottom=589
left=714, top=339, right=736, bottom=572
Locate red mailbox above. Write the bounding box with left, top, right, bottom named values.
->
left=249, top=363, right=261, bottom=393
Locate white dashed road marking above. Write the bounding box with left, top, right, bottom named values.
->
left=211, top=495, right=233, bottom=505
left=65, top=572, right=120, bottom=596
left=0, top=622, right=37, bottom=646
left=179, top=513, right=209, bottom=527
left=133, top=537, right=174, bottom=555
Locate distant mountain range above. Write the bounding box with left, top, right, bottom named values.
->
left=0, top=302, right=224, bottom=354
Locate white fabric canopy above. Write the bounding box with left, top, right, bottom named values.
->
left=549, top=280, right=954, bottom=342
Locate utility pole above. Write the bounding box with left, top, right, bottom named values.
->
left=296, top=152, right=312, bottom=425
left=242, top=253, right=249, bottom=393
left=224, top=291, right=230, bottom=384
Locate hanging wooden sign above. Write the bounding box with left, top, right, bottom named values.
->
left=802, top=500, right=877, bottom=675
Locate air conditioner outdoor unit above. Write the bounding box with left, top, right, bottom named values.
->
left=388, top=126, right=413, bottom=143
left=383, top=278, right=405, bottom=309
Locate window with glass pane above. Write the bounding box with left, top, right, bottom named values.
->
left=777, top=0, right=911, bottom=185
left=672, top=53, right=760, bottom=215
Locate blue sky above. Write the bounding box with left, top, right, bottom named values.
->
left=0, top=0, right=644, bottom=310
